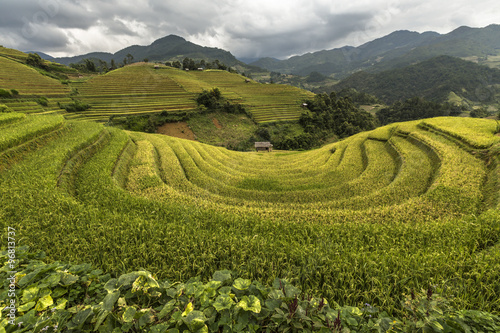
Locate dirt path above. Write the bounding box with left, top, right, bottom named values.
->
left=212, top=117, right=223, bottom=129
left=156, top=122, right=196, bottom=140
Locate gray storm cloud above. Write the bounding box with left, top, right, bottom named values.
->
left=0, top=0, right=498, bottom=59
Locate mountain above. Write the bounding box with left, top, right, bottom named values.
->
left=26, top=51, right=55, bottom=61
left=53, top=35, right=253, bottom=71
left=250, top=30, right=440, bottom=76
left=251, top=24, right=500, bottom=78
left=329, top=55, right=500, bottom=104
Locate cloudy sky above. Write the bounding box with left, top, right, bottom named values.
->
left=0, top=0, right=499, bottom=60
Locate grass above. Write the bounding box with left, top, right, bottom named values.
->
left=187, top=111, right=257, bottom=147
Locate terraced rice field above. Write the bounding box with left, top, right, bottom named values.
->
left=0, top=55, right=73, bottom=114
left=70, top=65, right=314, bottom=122
left=1, top=114, right=499, bottom=316
left=1, top=54, right=314, bottom=123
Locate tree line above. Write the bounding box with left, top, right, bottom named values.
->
left=68, top=55, right=234, bottom=74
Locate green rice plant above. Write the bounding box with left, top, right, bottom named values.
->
left=0, top=115, right=499, bottom=320
left=0, top=111, right=25, bottom=125
left=0, top=114, right=63, bottom=152
left=421, top=117, right=500, bottom=149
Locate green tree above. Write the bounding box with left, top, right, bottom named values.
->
left=126, top=53, right=134, bottom=64
left=377, top=97, right=456, bottom=125
left=26, top=53, right=46, bottom=69
left=300, top=92, right=377, bottom=138
left=84, top=59, right=96, bottom=72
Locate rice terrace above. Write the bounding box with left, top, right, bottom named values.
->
left=0, top=44, right=500, bottom=332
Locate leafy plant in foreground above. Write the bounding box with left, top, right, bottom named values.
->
left=1, top=248, right=499, bottom=333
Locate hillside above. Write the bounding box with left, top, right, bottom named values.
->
left=1, top=112, right=499, bottom=331
left=0, top=49, right=313, bottom=123
left=0, top=48, right=75, bottom=114
left=67, top=64, right=313, bottom=123
left=50, top=34, right=262, bottom=74
left=251, top=24, right=500, bottom=77
left=329, top=55, right=500, bottom=104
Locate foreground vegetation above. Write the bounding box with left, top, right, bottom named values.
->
left=0, top=111, right=499, bottom=332
left=2, top=247, right=499, bottom=332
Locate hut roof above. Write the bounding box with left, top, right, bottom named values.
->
left=255, top=142, right=273, bottom=148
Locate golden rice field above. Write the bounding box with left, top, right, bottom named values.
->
left=1, top=112, right=499, bottom=320
left=0, top=52, right=313, bottom=123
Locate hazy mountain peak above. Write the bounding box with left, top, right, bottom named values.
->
left=150, top=34, right=186, bottom=46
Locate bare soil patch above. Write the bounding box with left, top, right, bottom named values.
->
left=156, top=122, right=196, bottom=140
left=212, top=117, right=223, bottom=129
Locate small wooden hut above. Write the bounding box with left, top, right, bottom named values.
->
left=255, top=142, right=273, bottom=152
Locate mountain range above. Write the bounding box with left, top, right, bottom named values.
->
left=250, top=24, right=500, bottom=78
left=46, top=35, right=258, bottom=73
left=33, top=24, right=500, bottom=82
left=329, top=55, right=500, bottom=104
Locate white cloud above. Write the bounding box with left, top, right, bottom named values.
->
left=0, top=0, right=498, bottom=59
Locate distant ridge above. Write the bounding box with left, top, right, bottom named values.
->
left=330, top=55, right=500, bottom=104
left=251, top=24, right=500, bottom=77
left=52, top=34, right=244, bottom=69
left=25, top=51, right=55, bottom=61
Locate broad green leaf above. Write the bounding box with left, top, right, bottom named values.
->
left=182, top=310, right=207, bottom=332
left=40, top=273, right=61, bottom=288
left=132, top=275, right=148, bottom=293
left=185, top=281, right=204, bottom=297
left=212, top=270, right=231, bottom=283
left=213, top=294, right=235, bottom=312
left=18, top=271, right=39, bottom=287
left=430, top=321, right=444, bottom=330
left=233, top=278, right=251, bottom=291
left=158, top=299, right=176, bottom=319
left=265, top=299, right=281, bottom=311
left=347, top=306, right=362, bottom=316
left=138, top=310, right=155, bottom=327
left=60, top=272, right=79, bottom=286
left=17, top=301, right=35, bottom=312
left=51, top=286, right=67, bottom=298
left=35, top=295, right=53, bottom=311
left=149, top=323, right=171, bottom=333
left=204, top=280, right=222, bottom=291
left=68, top=263, right=92, bottom=274
left=117, top=271, right=143, bottom=288
left=234, top=311, right=250, bottom=330
left=182, top=302, right=194, bottom=317
left=117, top=297, right=127, bottom=307
left=94, top=309, right=110, bottom=331
left=236, top=295, right=261, bottom=313
left=70, top=307, right=93, bottom=330
left=55, top=298, right=67, bottom=310
left=218, top=286, right=232, bottom=295
left=22, top=285, right=39, bottom=303
left=104, top=278, right=119, bottom=292
left=123, top=306, right=137, bottom=323
left=103, top=290, right=120, bottom=311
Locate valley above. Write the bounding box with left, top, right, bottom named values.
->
left=0, top=36, right=500, bottom=332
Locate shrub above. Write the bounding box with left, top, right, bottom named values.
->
left=0, top=89, right=12, bottom=98
left=470, top=107, right=489, bottom=118
left=10, top=89, right=19, bottom=96
left=37, top=97, right=49, bottom=106
left=59, top=100, right=91, bottom=112
left=0, top=104, right=13, bottom=112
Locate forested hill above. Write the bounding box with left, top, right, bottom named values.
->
left=250, top=24, right=500, bottom=77
left=329, top=55, right=500, bottom=104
